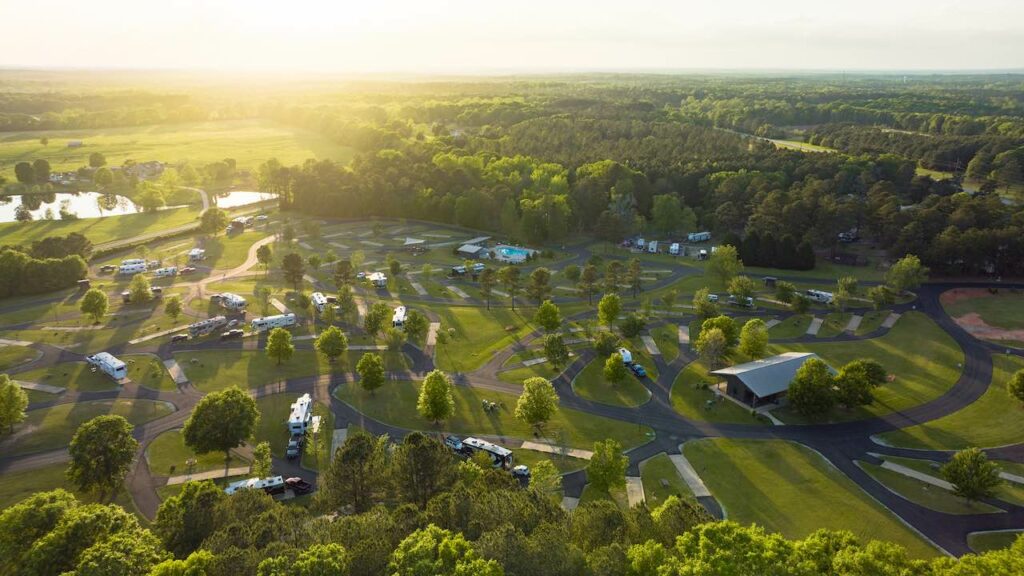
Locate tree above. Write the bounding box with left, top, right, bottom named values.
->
left=392, top=432, right=456, bottom=508
left=282, top=252, right=305, bottom=289
left=404, top=309, right=429, bottom=343
left=319, top=431, right=388, bottom=514
left=604, top=260, right=624, bottom=293
left=788, top=358, right=836, bottom=417
left=941, top=448, right=1003, bottom=502
left=364, top=302, right=390, bottom=338
left=707, top=244, right=743, bottom=285
left=73, top=530, right=169, bottom=576
left=0, top=374, right=29, bottom=433
left=14, top=161, right=34, bottom=184
left=200, top=207, right=229, bottom=235
left=334, top=258, right=354, bottom=287
left=604, top=353, right=629, bottom=386
left=563, top=264, right=581, bottom=283
left=661, top=289, right=678, bottom=313
left=315, top=325, right=348, bottom=363
left=32, top=159, right=51, bottom=183
left=515, top=377, right=559, bottom=433
left=265, top=327, right=295, bottom=366
left=79, top=288, right=109, bottom=323
left=651, top=194, right=695, bottom=236
left=693, top=287, right=719, bottom=319
left=357, top=352, right=386, bottom=395
left=578, top=264, right=600, bottom=305
left=251, top=441, right=272, bottom=478
left=790, top=294, right=811, bottom=314
left=388, top=525, right=501, bottom=576
left=695, top=327, right=727, bottom=369
left=837, top=276, right=859, bottom=295
left=136, top=181, right=166, bottom=211
left=867, top=285, right=895, bottom=310
left=739, top=318, right=769, bottom=358
left=598, top=293, right=621, bottom=329
left=498, top=266, right=522, bottom=310
left=417, top=370, right=455, bottom=424
left=728, top=275, right=757, bottom=300
left=627, top=257, right=643, bottom=298
left=182, top=386, right=259, bottom=463
left=385, top=326, right=406, bottom=351
left=66, top=415, right=138, bottom=501
left=259, top=543, right=351, bottom=576
left=164, top=295, right=183, bottom=322
left=588, top=439, right=628, bottom=493
left=529, top=459, right=562, bottom=497
left=886, top=254, right=929, bottom=294
left=527, top=267, right=552, bottom=304
left=322, top=301, right=337, bottom=326
left=542, top=333, right=570, bottom=369
left=534, top=300, right=562, bottom=333
left=594, top=331, right=620, bottom=357
left=775, top=281, right=797, bottom=303
left=129, top=272, right=152, bottom=303
left=835, top=360, right=882, bottom=408
left=337, top=285, right=357, bottom=322
left=308, top=254, right=322, bottom=271
left=479, top=268, right=497, bottom=309
left=89, top=152, right=107, bottom=168
left=1009, top=369, right=1024, bottom=405
left=153, top=481, right=225, bottom=558
left=92, top=167, right=113, bottom=188
left=702, top=315, right=739, bottom=347
left=388, top=254, right=402, bottom=277
left=256, top=244, right=273, bottom=275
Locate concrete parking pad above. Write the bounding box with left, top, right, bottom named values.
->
left=846, top=314, right=863, bottom=332
left=448, top=285, right=470, bottom=299
left=270, top=298, right=289, bottom=313
left=129, top=324, right=190, bottom=345
left=561, top=496, right=580, bottom=511
left=166, top=466, right=251, bottom=486
left=331, top=428, right=348, bottom=461
left=360, top=240, right=383, bottom=247
left=806, top=317, right=823, bottom=335
left=520, top=441, right=593, bottom=460
left=641, top=335, right=661, bottom=355
left=669, top=453, right=712, bottom=497
left=522, top=357, right=548, bottom=367
left=882, top=312, right=902, bottom=328
left=678, top=325, right=690, bottom=344
left=764, top=319, right=781, bottom=329
left=626, top=476, right=646, bottom=506
left=330, top=242, right=350, bottom=249
left=14, top=380, right=66, bottom=394
left=163, top=359, right=189, bottom=385
left=410, top=282, right=428, bottom=296
left=425, top=322, right=441, bottom=348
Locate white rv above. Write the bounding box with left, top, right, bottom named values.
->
left=669, top=243, right=681, bottom=255
left=687, top=231, right=712, bottom=243
left=368, top=272, right=388, bottom=288
left=251, top=313, right=297, bottom=332
left=215, top=293, right=247, bottom=311
left=805, top=289, right=834, bottom=304
left=635, top=238, right=646, bottom=250
left=188, top=248, right=206, bottom=262
left=617, top=347, right=633, bottom=365
left=121, top=258, right=145, bottom=267
left=647, top=240, right=658, bottom=254
left=188, top=316, right=228, bottom=337
left=288, top=393, right=313, bottom=435
left=86, top=352, right=127, bottom=380
left=153, top=267, right=178, bottom=278
left=697, top=249, right=709, bottom=261
left=311, top=292, right=328, bottom=315
left=118, top=263, right=147, bottom=275
left=392, top=305, right=407, bottom=328
left=224, top=476, right=284, bottom=496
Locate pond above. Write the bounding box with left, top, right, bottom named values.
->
left=212, top=191, right=276, bottom=209
left=0, top=192, right=149, bottom=223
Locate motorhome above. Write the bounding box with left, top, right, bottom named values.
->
left=288, top=393, right=313, bottom=435
left=153, top=266, right=177, bottom=278
left=121, top=258, right=145, bottom=267
left=635, top=238, right=646, bottom=250
left=224, top=476, right=285, bottom=496
left=215, top=292, right=247, bottom=311
left=311, top=292, right=328, bottom=314
left=368, top=272, right=388, bottom=288
left=697, top=249, right=709, bottom=261
left=188, top=316, right=228, bottom=337
left=687, top=231, right=712, bottom=243
left=250, top=313, right=297, bottom=332
left=617, top=347, right=633, bottom=365
left=86, top=352, right=127, bottom=380
left=188, top=248, right=206, bottom=262
left=450, top=265, right=467, bottom=276
left=805, top=289, right=834, bottom=304
left=472, top=263, right=486, bottom=273
left=669, top=243, right=680, bottom=256
left=392, top=305, right=407, bottom=328
left=445, top=436, right=515, bottom=470
left=647, top=240, right=658, bottom=254
left=118, top=263, right=147, bottom=275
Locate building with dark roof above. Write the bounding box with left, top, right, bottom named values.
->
left=710, top=352, right=830, bottom=408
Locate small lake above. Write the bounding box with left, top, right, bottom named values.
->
left=0, top=192, right=148, bottom=223
left=212, top=191, right=276, bottom=209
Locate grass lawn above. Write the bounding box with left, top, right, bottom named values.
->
left=0, top=345, right=37, bottom=371
left=670, top=361, right=765, bottom=425
left=968, top=531, right=1024, bottom=553
left=683, top=439, right=938, bottom=558
left=253, top=394, right=334, bottom=471
left=1, top=399, right=174, bottom=457
left=942, top=290, right=1024, bottom=331
left=640, top=453, right=693, bottom=508
left=513, top=448, right=587, bottom=474
left=14, top=355, right=176, bottom=392
left=579, top=484, right=630, bottom=509
left=877, top=455, right=1024, bottom=508
left=0, top=205, right=202, bottom=247
left=770, top=312, right=963, bottom=423
left=25, top=389, right=58, bottom=404
left=334, top=380, right=652, bottom=450
left=498, top=363, right=562, bottom=385
left=856, top=310, right=890, bottom=335
left=572, top=356, right=652, bottom=407
left=879, top=355, right=1024, bottom=449
left=201, top=230, right=270, bottom=270
left=816, top=312, right=852, bottom=338
left=0, top=462, right=140, bottom=515
left=858, top=461, right=1002, bottom=515
left=431, top=306, right=535, bottom=373
left=649, top=323, right=680, bottom=362
left=769, top=314, right=813, bottom=339
left=146, top=429, right=249, bottom=477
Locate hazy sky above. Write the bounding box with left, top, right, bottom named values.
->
left=2, top=0, right=1021, bottom=72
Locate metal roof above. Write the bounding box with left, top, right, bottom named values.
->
left=710, top=352, right=825, bottom=398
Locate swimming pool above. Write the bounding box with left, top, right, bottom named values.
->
left=495, top=245, right=535, bottom=263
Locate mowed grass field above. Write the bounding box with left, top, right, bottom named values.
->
left=0, top=204, right=203, bottom=247
left=0, top=119, right=356, bottom=181
left=683, top=439, right=938, bottom=558
left=942, top=290, right=1024, bottom=331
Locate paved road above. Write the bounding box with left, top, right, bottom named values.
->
left=2, top=217, right=1023, bottom=556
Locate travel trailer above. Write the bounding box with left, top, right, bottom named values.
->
left=250, top=313, right=297, bottom=332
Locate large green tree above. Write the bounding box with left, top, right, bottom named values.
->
left=1010, top=369, right=1024, bottom=405
left=588, top=439, right=628, bottom=493
left=739, top=318, right=769, bottom=358
left=357, top=352, right=386, bottom=395
left=315, top=325, right=348, bottom=363
left=533, top=300, right=562, bottom=333
left=182, top=386, right=259, bottom=463
left=886, top=254, right=929, bottom=294
left=598, top=293, right=621, bottom=329
left=363, top=302, right=391, bottom=338
left=941, top=448, right=1003, bottom=502
left=603, top=352, right=629, bottom=386
left=542, top=333, right=570, bottom=368
left=66, top=415, right=139, bottom=502
left=281, top=252, right=306, bottom=288
left=417, top=370, right=455, bottom=424
left=266, top=326, right=294, bottom=365
left=388, top=524, right=502, bottom=576
left=153, top=480, right=226, bottom=558
left=788, top=358, right=836, bottom=417
left=515, top=377, right=559, bottom=433
left=391, top=432, right=456, bottom=508
left=0, top=374, right=29, bottom=433
left=707, top=244, right=743, bottom=285
left=498, top=266, right=522, bottom=310
left=79, top=288, right=108, bottom=323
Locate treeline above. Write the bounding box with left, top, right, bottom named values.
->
left=0, top=232, right=90, bottom=297
left=3, top=432, right=1023, bottom=576
left=728, top=231, right=816, bottom=271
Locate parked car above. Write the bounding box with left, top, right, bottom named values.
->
left=707, top=294, right=719, bottom=303
left=220, top=329, right=244, bottom=340
left=227, top=319, right=240, bottom=328
left=180, top=266, right=197, bottom=274
left=170, top=334, right=189, bottom=343
left=256, top=214, right=269, bottom=222
left=100, top=264, right=117, bottom=273
left=284, top=477, right=314, bottom=495
left=356, top=271, right=367, bottom=280
left=286, top=434, right=305, bottom=460
left=629, top=364, right=647, bottom=378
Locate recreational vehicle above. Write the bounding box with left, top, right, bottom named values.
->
left=215, top=292, right=247, bottom=311
left=635, top=238, right=646, bottom=250
left=250, top=313, right=297, bottom=332
left=188, top=248, right=206, bottom=262
left=392, top=305, right=407, bottom=328
left=86, top=352, right=127, bottom=380
left=288, top=393, right=313, bottom=435
left=697, top=249, right=709, bottom=261
left=188, top=316, right=228, bottom=337
left=118, top=263, right=147, bottom=275
left=121, top=258, right=145, bottom=267
left=687, top=231, right=712, bottom=243
left=368, top=272, right=388, bottom=288
left=805, top=289, right=834, bottom=304
left=647, top=240, right=658, bottom=254
left=669, top=243, right=681, bottom=256
left=153, top=267, right=177, bottom=278
left=617, top=347, right=634, bottom=365
left=224, top=476, right=285, bottom=496
left=445, top=436, right=515, bottom=470
left=311, top=292, right=328, bottom=314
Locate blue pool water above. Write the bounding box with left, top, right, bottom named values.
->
left=498, top=246, right=531, bottom=259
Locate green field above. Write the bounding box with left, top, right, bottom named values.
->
left=0, top=399, right=174, bottom=456
left=816, top=312, right=852, bottom=338
left=874, top=455, right=1024, bottom=508
left=670, top=361, right=765, bottom=425
left=431, top=306, right=535, bottom=373
left=856, top=310, right=890, bottom=335
left=146, top=429, right=249, bottom=477
left=683, top=439, right=937, bottom=558
left=572, top=354, right=654, bottom=407
left=770, top=312, right=963, bottom=423
left=14, top=354, right=175, bottom=392
left=969, top=531, right=1024, bottom=553
left=879, top=355, right=1024, bottom=449
left=768, top=314, right=813, bottom=339
left=334, top=380, right=652, bottom=450
left=858, top=461, right=1002, bottom=515
left=0, top=462, right=139, bottom=515
left=640, top=453, right=693, bottom=508
left=0, top=119, right=356, bottom=182
left=0, top=205, right=202, bottom=247
left=942, top=290, right=1024, bottom=331
left=0, top=344, right=37, bottom=371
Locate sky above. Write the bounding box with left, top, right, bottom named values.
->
left=1, top=0, right=1021, bottom=73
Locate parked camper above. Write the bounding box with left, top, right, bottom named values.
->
left=77, top=279, right=91, bottom=290
left=250, top=313, right=297, bottom=332
left=153, top=267, right=177, bottom=278
left=635, top=238, right=646, bottom=250
left=121, top=259, right=145, bottom=267
left=707, top=293, right=719, bottom=303
left=392, top=305, right=407, bottom=328
left=472, top=263, right=486, bottom=273
left=311, top=292, right=328, bottom=315
left=188, top=248, right=206, bottom=262
left=445, top=435, right=515, bottom=470
left=450, top=265, right=467, bottom=276
left=118, top=263, right=147, bottom=275
left=647, top=240, right=659, bottom=254
left=697, top=249, right=709, bottom=261
left=368, top=272, right=388, bottom=288
left=188, top=316, right=228, bottom=337
left=687, top=231, right=712, bottom=243
left=146, top=261, right=161, bottom=270
left=728, top=294, right=755, bottom=308
left=618, top=347, right=633, bottom=365
left=86, top=352, right=127, bottom=380
left=805, top=289, right=834, bottom=304
left=288, top=393, right=313, bottom=435
left=215, top=292, right=247, bottom=311
left=224, top=476, right=285, bottom=496
left=763, top=276, right=778, bottom=288
left=121, top=291, right=131, bottom=304
left=838, top=229, right=859, bottom=243
left=669, top=243, right=681, bottom=256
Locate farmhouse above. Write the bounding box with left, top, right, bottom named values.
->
left=710, top=352, right=828, bottom=408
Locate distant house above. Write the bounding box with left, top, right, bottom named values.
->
left=67, top=140, right=83, bottom=148
left=124, top=161, right=164, bottom=181
left=710, top=352, right=832, bottom=408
